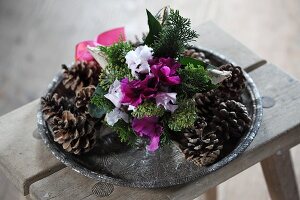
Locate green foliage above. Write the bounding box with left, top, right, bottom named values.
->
left=168, top=99, right=197, bottom=131
left=160, top=126, right=172, bottom=146
left=110, top=120, right=137, bottom=146
left=144, top=9, right=162, bottom=46
left=98, top=64, right=132, bottom=91
left=176, top=63, right=216, bottom=98
left=179, top=56, right=216, bottom=70
left=152, top=9, right=199, bottom=58
left=99, top=42, right=133, bottom=68
left=97, top=42, right=133, bottom=90
left=132, top=101, right=164, bottom=118
left=89, top=85, right=114, bottom=118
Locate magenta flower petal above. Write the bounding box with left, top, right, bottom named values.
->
left=132, top=117, right=163, bottom=152
left=120, top=76, right=158, bottom=108
left=75, top=40, right=98, bottom=62
left=160, top=66, right=171, bottom=76
left=150, top=57, right=181, bottom=86
left=95, top=27, right=126, bottom=46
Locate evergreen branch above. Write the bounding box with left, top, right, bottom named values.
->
left=153, top=9, right=199, bottom=58
left=98, top=42, right=132, bottom=68
left=132, top=101, right=164, bottom=118
left=176, top=63, right=216, bottom=98
left=168, top=99, right=197, bottom=131
left=110, top=120, right=137, bottom=146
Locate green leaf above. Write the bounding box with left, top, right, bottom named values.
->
left=179, top=56, right=216, bottom=69
left=144, top=9, right=162, bottom=46
left=89, top=85, right=114, bottom=118
left=88, top=103, right=106, bottom=118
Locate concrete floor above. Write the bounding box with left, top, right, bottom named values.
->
left=0, top=0, right=299, bottom=199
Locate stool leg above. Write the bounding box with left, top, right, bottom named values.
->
left=204, top=186, right=217, bottom=200
left=261, top=150, right=299, bottom=200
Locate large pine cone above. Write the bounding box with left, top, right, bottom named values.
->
left=75, top=85, right=96, bottom=113
left=183, top=48, right=210, bottom=64
left=51, top=111, right=96, bottom=154
left=179, top=117, right=224, bottom=166
left=41, top=93, right=71, bottom=120
left=218, top=64, right=246, bottom=100
left=62, top=61, right=100, bottom=93
left=210, top=100, right=251, bottom=140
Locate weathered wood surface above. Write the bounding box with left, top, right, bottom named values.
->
left=193, top=22, right=266, bottom=72
left=261, top=150, right=300, bottom=200
left=0, top=100, right=65, bottom=195
left=28, top=64, right=300, bottom=200
left=0, top=22, right=265, bottom=197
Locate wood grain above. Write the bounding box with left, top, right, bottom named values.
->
left=0, top=100, right=65, bottom=195
left=261, top=150, right=300, bottom=200
left=28, top=64, right=300, bottom=200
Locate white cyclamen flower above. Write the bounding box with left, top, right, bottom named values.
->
left=125, top=45, right=153, bottom=78
left=105, top=108, right=129, bottom=126
left=155, top=92, right=178, bottom=113
left=104, top=80, right=122, bottom=108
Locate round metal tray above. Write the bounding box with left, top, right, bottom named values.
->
left=37, top=49, right=263, bottom=188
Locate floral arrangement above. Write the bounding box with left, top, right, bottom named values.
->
left=41, top=7, right=252, bottom=167
left=78, top=8, right=232, bottom=152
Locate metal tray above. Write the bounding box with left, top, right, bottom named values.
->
left=37, top=49, right=263, bottom=188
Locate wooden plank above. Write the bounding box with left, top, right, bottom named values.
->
left=0, top=100, right=65, bottom=195
left=261, top=150, right=300, bottom=200
left=28, top=63, right=300, bottom=200
left=193, top=22, right=266, bottom=72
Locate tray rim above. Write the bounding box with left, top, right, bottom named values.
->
left=37, top=48, right=263, bottom=188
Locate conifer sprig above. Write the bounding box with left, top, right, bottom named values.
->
left=152, top=9, right=199, bottom=58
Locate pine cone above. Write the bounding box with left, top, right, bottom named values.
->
left=195, top=90, right=222, bottom=117
left=179, top=117, right=224, bottom=166
left=75, top=85, right=96, bottom=113
left=41, top=93, right=71, bottom=120
left=218, top=64, right=246, bottom=100
left=51, top=110, right=96, bottom=154
left=62, top=61, right=100, bottom=92
left=210, top=100, right=251, bottom=140
left=183, top=48, right=210, bottom=64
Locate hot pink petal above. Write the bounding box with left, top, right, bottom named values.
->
left=96, top=27, right=126, bottom=46
left=75, top=40, right=98, bottom=62
left=132, top=116, right=163, bottom=152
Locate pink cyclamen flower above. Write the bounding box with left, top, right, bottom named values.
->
left=149, top=57, right=181, bottom=86
left=104, top=80, right=122, bottom=108
left=120, top=76, right=158, bottom=108
left=132, top=116, right=163, bottom=152
left=155, top=92, right=178, bottom=113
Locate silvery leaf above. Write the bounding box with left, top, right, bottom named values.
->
left=87, top=46, right=108, bottom=70
left=207, top=68, right=232, bottom=84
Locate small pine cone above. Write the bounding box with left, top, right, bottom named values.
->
left=179, top=117, right=224, bottom=166
left=210, top=100, right=251, bottom=140
left=195, top=90, right=222, bottom=117
left=75, top=85, right=96, bottom=113
left=41, top=93, right=71, bottom=120
left=62, top=61, right=100, bottom=92
left=52, top=111, right=96, bottom=154
left=218, top=64, right=246, bottom=100
left=183, top=48, right=210, bottom=64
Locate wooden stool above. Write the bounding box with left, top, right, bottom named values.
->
left=0, top=22, right=299, bottom=200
